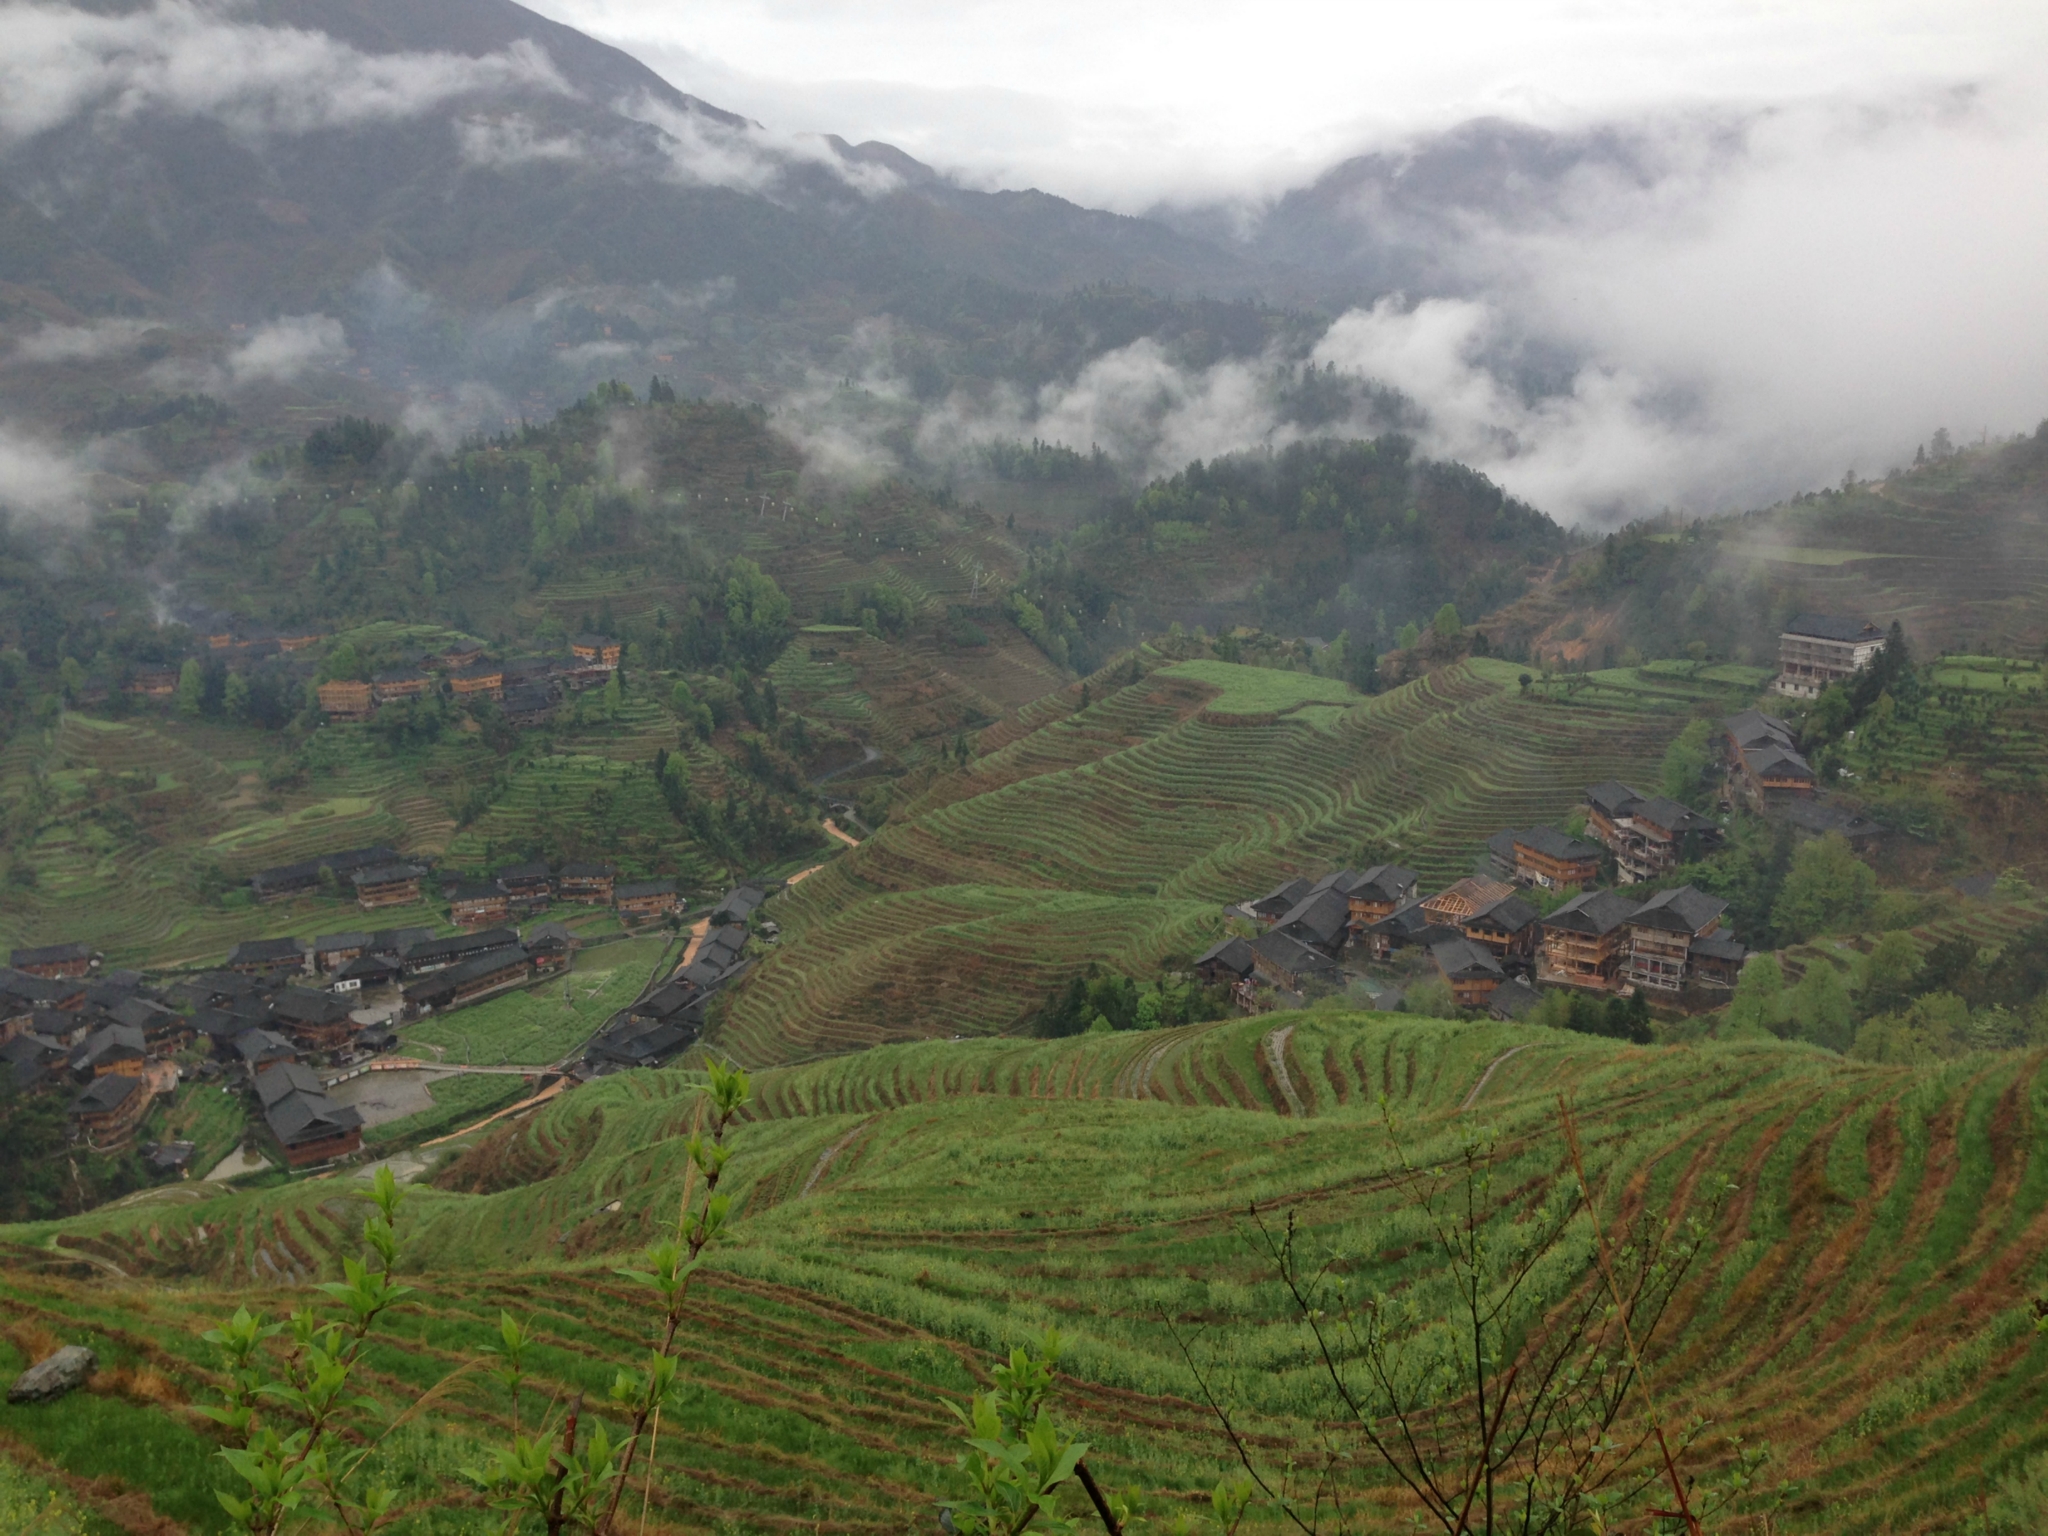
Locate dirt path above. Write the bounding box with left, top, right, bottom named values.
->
left=676, top=915, right=712, bottom=969
left=1264, top=1025, right=1305, bottom=1116
left=1462, top=1043, right=1536, bottom=1111
left=800, top=1118, right=873, bottom=1196
left=822, top=818, right=860, bottom=848
left=423, top=1078, right=570, bottom=1147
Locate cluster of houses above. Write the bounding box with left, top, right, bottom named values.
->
left=6, top=870, right=775, bottom=1172
left=0, top=940, right=389, bottom=1164
left=315, top=635, right=622, bottom=725
left=246, top=844, right=682, bottom=926
left=1198, top=778, right=1749, bottom=1019
left=583, top=884, right=769, bottom=1072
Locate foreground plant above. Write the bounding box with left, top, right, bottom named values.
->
left=1175, top=1096, right=1747, bottom=1535
left=202, top=1059, right=753, bottom=1536
left=202, top=1164, right=412, bottom=1535
left=942, top=1329, right=1127, bottom=1535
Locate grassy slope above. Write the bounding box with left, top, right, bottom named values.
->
left=3, top=1016, right=2043, bottom=1533
left=711, top=654, right=1744, bottom=1064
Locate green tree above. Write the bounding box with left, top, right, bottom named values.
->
left=1431, top=602, right=1462, bottom=639
left=175, top=657, right=205, bottom=716
left=724, top=558, right=792, bottom=667
left=224, top=671, right=252, bottom=722
left=1770, top=833, right=1877, bottom=942
left=1396, top=620, right=1422, bottom=650
left=1725, top=953, right=1785, bottom=1036
left=1659, top=718, right=1714, bottom=807
left=1859, top=930, right=1921, bottom=1016
left=1789, top=961, right=1854, bottom=1051
left=57, top=656, right=85, bottom=702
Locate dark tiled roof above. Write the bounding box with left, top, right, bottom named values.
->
left=74, top=1024, right=146, bottom=1066
left=1468, top=894, right=1541, bottom=933
left=1489, top=976, right=1544, bottom=1019
left=1544, top=889, right=1641, bottom=935
left=70, top=1073, right=141, bottom=1114
left=1584, top=780, right=1644, bottom=816
left=1784, top=613, right=1882, bottom=643
left=1250, top=877, right=1313, bottom=913
left=313, top=932, right=373, bottom=953
left=559, top=862, right=615, bottom=880
left=1629, top=886, right=1728, bottom=935
left=1195, top=936, right=1257, bottom=975
left=1777, top=800, right=1887, bottom=839
left=10, top=941, right=90, bottom=968
left=256, top=1059, right=326, bottom=1106
left=266, top=1090, right=362, bottom=1147
left=497, top=861, right=551, bottom=883
left=235, top=1029, right=297, bottom=1063
left=352, top=863, right=424, bottom=886
left=1514, top=826, right=1602, bottom=862
left=1275, top=887, right=1352, bottom=947
left=270, top=987, right=353, bottom=1027
left=616, top=879, right=678, bottom=901
left=1691, top=934, right=1749, bottom=962
left=1250, top=928, right=1339, bottom=975
left=1431, top=937, right=1504, bottom=980
left=1629, top=797, right=1715, bottom=835
left=228, top=937, right=306, bottom=966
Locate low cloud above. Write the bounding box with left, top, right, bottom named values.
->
left=8, top=318, right=158, bottom=365
left=619, top=92, right=901, bottom=197
left=0, top=1, right=570, bottom=142
left=455, top=114, right=591, bottom=168
left=0, top=424, right=95, bottom=522
left=400, top=381, right=511, bottom=449
left=228, top=315, right=350, bottom=385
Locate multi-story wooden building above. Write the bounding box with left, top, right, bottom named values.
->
left=1489, top=827, right=1603, bottom=890
left=226, top=936, right=308, bottom=976
left=1724, top=712, right=1817, bottom=804
left=10, top=942, right=94, bottom=979
left=1422, top=877, right=1515, bottom=927
left=351, top=863, right=424, bottom=910
left=449, top=881, right=512, bottom=929
left=1622, top=887, right=1727, bottom=993
left=559, top=863, right=616, bottom=905
left=372, top=668, right=433, bottom=704
left=449, top=661, right=505, bottom=702
left=69, top=1071, right=150, bottom=1142
left=615, top=878, right=680, bottom=921
left=1343, top=865, right=1419, bottom=936
left=1431, top=937, right=1507, bottom=1009
left=1582, top=783, right=1722, bottom=882
left=1458, top=892, right=1542, bottom=966
left=571, top=634, right=624, bottom=669
left=1773, top=614, right=1885, bottom=700
left=317, top=680, right=374, bottom=720
left=1538, top=890, right=1642, bottom=990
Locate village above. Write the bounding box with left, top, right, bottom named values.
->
left=1201, top=614, right=1887, bottom=1021
left=4, top=612, right=1886, bottom=1178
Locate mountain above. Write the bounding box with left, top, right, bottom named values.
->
left=0, top=0, right=1269, bottom=342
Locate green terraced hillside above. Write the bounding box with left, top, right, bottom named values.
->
left=711, top=655, right=1749, bottom=1064
left=4, top=1016, right=2044, bottom=1533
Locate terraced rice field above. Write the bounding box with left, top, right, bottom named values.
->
left=5, top=1017, right=2045, bottom=1533
left=716, top=658, right=1696, bottom=1063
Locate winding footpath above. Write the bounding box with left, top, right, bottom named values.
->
left=1461, top=1042, right=1535, bottom=1111
left=1263, top=1025, right=1306, bottom=1117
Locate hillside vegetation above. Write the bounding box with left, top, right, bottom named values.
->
left=711, top=653, right=1753, bottom=1063
left=4, top=1014, right=2044, bottom=1532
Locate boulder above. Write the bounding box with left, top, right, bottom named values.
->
left=7, top=1345, right=97, bottom=1404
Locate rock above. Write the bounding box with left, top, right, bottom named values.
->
left=7, top=1345, right=97, bottom=1404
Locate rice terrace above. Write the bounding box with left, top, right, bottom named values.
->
left=2, top=2, right=2048, bottom=1531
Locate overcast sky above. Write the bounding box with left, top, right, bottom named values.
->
left=525, top=0, right=2048, bottom=207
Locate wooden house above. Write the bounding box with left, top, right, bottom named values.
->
left=449, top=881, right=512, bottom=929
left=711, top=883, right=766, bottom=925
left=249, top=846, right=401, bottom=902
left=257, top=1061, right=363, bottom=1166
left=1249, top=929, right=1340, bottom=992
left=72, top=1024, right=147, bottom=1078
left=449, top=661, right=505, bottom=701
left=1583, top=783, right=1721, bottom=882
left=235, top=1029, right=298, bottom=1071
left=276, top=628, right=327, bottom=653
left=127, top=667, right=178, bottom=697
left=269, top=987, right=357, bottom=1052
left=496, top=861, right=554, bottom=907
left=372, top=668, right=433, bottom=704
left=1725, top=712, right=1817, bottom=804
left=332, top=955, right=399, bottom=993
left=10, top=942, right=94, bottom=979
left=559, top=863, right=616, bottom=906
left=1538, top=890, right=1642, bottom=990
left=1689, top=934, right=1749, bottom=990
left=1422, top=878, right=1515, bottom=927
left=226, top=936, right=308, bottom=976
left=1504, top=827, right=1603, bottom=890
left=1271, top=886, right=1353, bottom=958
left=1488, top=976, right=1545, bottom=1021
left=432, top=640, right=486, bottom=671
left=1431, top=938, right=1506, bottom=1009
left=312, top=932, right=371, bottom=973
left=351, top=863, right=424, bottom=910
left=1246, top=877, right=1312, bottom=924
left=525, top=922, right=575, bottom=971
left=400, top=928, right=518, bottom=976
left=69, top=1071, right=149, bottom=1142
left=401, top=948, right=532, bottom=1017
left=1459, top=893, right=1542, bottom=965
left=1343, top=865, right=1420, bottom=934
left=615, top=878, right=679, bottom=920
left=1194, top=936, right=1257, bottom=986
left=1623, top=886, right=1730, bottom=994
left=318, top=680, right=374, bottom=720
left=571, top=634, right=623, bottom=668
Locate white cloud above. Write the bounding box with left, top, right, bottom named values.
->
left=0, top=2, right=571, bottom=142
left=7, top=318, right=157, bottom=365
left=618, top=91, right=901, bottom=196
left=400, top=382, right=511, bottom=448
left=455, top=115, right=589, bottom=168
left=228, top=315, right=349, bottom=385
left=0, top=424, right=94, bottom=521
